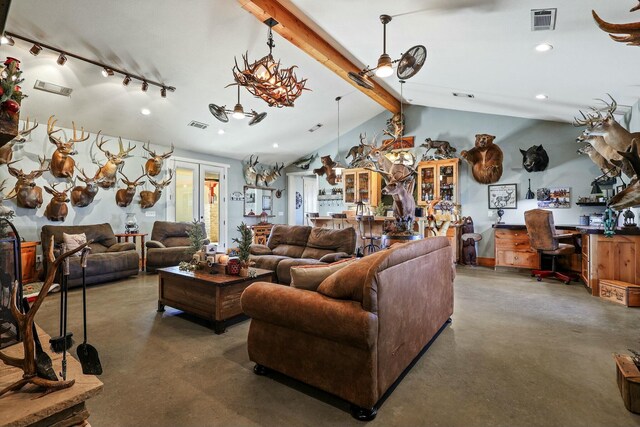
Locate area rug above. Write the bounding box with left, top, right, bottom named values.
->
left=23, top=281, right=60, bottom=302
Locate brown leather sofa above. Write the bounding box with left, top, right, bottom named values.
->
left=241, top=237, right=455, bottom=420
left=249, top=224, right=356, bottom=284
left=41, top=223, right=139, bottom=288
left=146, top=221, right=207, bottom=273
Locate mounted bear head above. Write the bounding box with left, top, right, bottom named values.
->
left=520, top=145, right=549, bottom=173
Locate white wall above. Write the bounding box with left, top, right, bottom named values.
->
left=287, top=104, right=607, bottom=258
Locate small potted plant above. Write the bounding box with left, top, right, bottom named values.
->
left=232, top=222, right=252, bottom=276
left=185, top=220, right=207, bottom=269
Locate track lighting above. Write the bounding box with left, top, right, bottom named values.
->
left=141, top=81, right=148, bottom=92
left=0, top=34, right=14, bottom=46
left=57, top=53, right=67, bottom=66
left=29, top=44, right=42, bottom=56
left=101, top=67, right=114, bottom=77
left=122, top=75, right=131, bottom=86
left=161, top=86, right=167, bottom=98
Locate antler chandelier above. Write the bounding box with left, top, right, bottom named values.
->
left=231, top=18, right=309, bottom=108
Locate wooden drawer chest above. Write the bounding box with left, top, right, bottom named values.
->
left=494, top=228, right=540, bottom=269
left=599, top=279, right=640, bottom=307
left=251, top=224, right=273, bottom=245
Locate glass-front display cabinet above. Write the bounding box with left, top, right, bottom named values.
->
left=417, top=158, right=459, bottom=205
left=342, top=168, right=381, bottom=207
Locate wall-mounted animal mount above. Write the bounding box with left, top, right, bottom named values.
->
left=292, top=153, right=316, bottom=170
left=346, top=133, right=372, bottom=167
left=0, top=118, right=38, bottom=165
left=592, top=5, right=640, bottom=46
left=420, top=138, right=457, bottom=160
left=0, top=179, right=16, bottom=218
left=258, top=162, right=284, bottom=187
left=312, top=155, right=337, bottom=186
left=44, top=182, right=72, bottom=221
left=275, top=188, right=285, bottom=199
left=93, top=133, right=136, bottom=189
left=142, top=142, right=174, bottom=177
left=116, top=170, right=146, bottom=208
left=7, top=158, right=48, bottom=209
left=140, top=169, right=173, bottom=209
left=363, top=135, right=413, bottom=183
left=385, top=112, right=404, bottom=141
left=577, top=145, right=620, bottom=178
left=609, top=140, right=640, bottom=210
left=47, top=116, right=90, bottom=179
left=460, top=134, right=503, bottom=184
left=71, top=166, right=104, bottom=207
left=380, top=171, right=416, bottom=228
left=243, top=155, right=260, bottom=186
left=520, top=145, right=549, bottom=172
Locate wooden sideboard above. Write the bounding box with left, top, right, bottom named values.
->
left=251, top=224, right=273, bottom=245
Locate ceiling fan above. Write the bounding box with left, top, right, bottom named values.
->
left=209, top=85, right=267, bottom=126
left=348, top=14, right=427, bottom=90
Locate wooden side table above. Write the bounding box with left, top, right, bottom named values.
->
left=20, top=241, right=40, bottom=284
left=115, top=233, right=148, bottom=271
left=251, top=224, right=273, bottom=245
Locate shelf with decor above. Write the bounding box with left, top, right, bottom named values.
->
left=342, top=168, right=381, bottom=206
left=417, top=158, right=460, bottom=206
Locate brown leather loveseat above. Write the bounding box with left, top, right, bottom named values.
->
left=241, top=237, right=455, bottom=420
left=146, top=221, right=207, bottom=273
left=249, top=224, right=356, bottom=284
left=41, top=223, right=140, bottom=288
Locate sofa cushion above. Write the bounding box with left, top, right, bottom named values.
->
left=267, top=225, right=311, bottom=250
left=276, top=258, right=326, bottom=285
left=250, top=254, right=290, bottom=274
left=63, top=232, right=86, bottom=256
left=291, top=258, right=356, bottom=291
left=272, top=244, right=306, bottom=258
left=319, top=252, right=350, bottom=263
left=316, top=253, right=386, bottom=303
left=249, top=244, right=272, bottom=255
left=301, top=227, right=356, bottom=259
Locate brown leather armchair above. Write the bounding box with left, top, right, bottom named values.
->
left=146, top=221, right=208, bottom=273
left=524, top=209, right=578, bottom=284
left=241, top=237, right=455, bottom=420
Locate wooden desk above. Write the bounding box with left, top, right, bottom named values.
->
left=0, top=326, right=103, bottom=427
left=115, top=233, right=148, bottom=271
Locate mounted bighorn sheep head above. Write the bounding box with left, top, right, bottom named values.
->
left=47, top=115, right=90, bottom=178
left=140, top=169, right=173, bottom=209
left=93, top=132, right=136, bottom=189
left=0, top=118, right=38, bottom=165
left=44, top=182, right=72, bottom=222
left=142, top=142, right=174, bottom=176
left=7, top=157, right=49, bottom=209
left=116, top=169, right=146, bottom=208
left=71, top=166, right=105, bottom=207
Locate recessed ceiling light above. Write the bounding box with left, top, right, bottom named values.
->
left=218, top=129, right=225, bottom=135
left=272, top=143, right=279, bottom=148
left=141, top=108, right=151, bottom=115
left=535, top=43, right=553, bottom=52
left=535, top=94, right=548, bottom=100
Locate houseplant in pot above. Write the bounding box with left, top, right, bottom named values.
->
left=232, top=222, right=252, bottom=276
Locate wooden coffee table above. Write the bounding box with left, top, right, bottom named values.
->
left=157, top=266, right=274, bottom=334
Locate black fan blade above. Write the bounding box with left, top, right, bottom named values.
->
left=348, top=72, right=374, bottom=90
left=397, top=45, right=427, bottom=80
left=209, top=104, right=229, bottom=123
left=249, top=111, right=267, bottom=126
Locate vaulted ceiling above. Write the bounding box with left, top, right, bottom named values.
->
left=2, top=0, right=639, bottom=164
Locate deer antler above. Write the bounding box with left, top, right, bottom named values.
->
left=161, top=143, right=174, bottom=159
left=118, top=137, right=136, bottom=157
left=69, top=121, right=90, bottom=143
left=18, top=117, right=38, bottom=139
left=142, top=141, right=155, bottom=157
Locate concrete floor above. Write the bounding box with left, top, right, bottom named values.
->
left=31, top=266, right=640, bottom=427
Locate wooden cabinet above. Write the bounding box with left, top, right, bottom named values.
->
left=582, top=233, right=640, bottom=296
left=251, top=224, right=273, bottom=245
left=494, top=228, right=540, bottom=269
left=342, top=168, right=381, bottom=206
left=417, top=159, right=460, bottom=205
left=20, top=241, right=39, bottom=284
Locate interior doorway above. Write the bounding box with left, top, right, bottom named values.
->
left=288, top=173, right=318, bottom=226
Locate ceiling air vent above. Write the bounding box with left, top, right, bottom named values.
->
left=188, top=120, right=209, bottom=130
left=308, top=123, right=323, bottom=133
left=33, top=80, right=73, bottom=97
left=453, top=92, right=474, bottom=98
left=531, top=9, right=557, bottom=31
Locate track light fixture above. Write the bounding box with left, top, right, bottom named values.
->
left=56, top=53, right=67, bottom=66
left=29, top=44, right=42, bottom=56
left=3, top=31, right=176, bottom=97
left=209, top=85, right=267, bottom=126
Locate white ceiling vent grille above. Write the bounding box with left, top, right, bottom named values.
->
left=33, top=80, right=73, bottom=97
left=188, top=120, right=208, bottom=130
left=531, top=9, right=557, bottom=31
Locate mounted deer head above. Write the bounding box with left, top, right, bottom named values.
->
left=243, top=155, right=260, bottom=185
left=70, top=166, right=104, bottom=207
left=0, top=117, right=38, bottom=165
left=381, top=171, right=416, bottom=223
left=116, top=169, right=146, bottom=207
left=47, top=115, right=90, bottom=178
left=142, top=142, right=174, bottom=176
left=140, top=169, right=173, bottom=209
left=259, top=162, right=284, bottom=187
left=0, top=179, right=16, bottom=218
left=93, top=133, right=136, bottom=188
left=44, top=182, right=72, bottom=221
left=7, top=157, right=49, bottom=209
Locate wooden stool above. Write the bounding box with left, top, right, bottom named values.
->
left=331, top=213, right=347, bottom=229
left=357, top=215, right=380, bottom=255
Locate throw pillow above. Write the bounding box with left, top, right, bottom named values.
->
left=290, top=258, right=355, bottom=291
left=319, top=252, right=349, bottom=263
left=63, top=232, right=87, bottom=256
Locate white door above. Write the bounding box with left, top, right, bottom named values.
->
left=169, top=159, right=228, bottom=250
left=303, top=176, right=318, bottom=223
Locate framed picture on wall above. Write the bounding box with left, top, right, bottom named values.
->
left=488, top=184, right=517, bottom=209
left=537, top=187, right=571, bottom=209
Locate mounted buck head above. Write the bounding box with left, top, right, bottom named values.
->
left=47, top=115, right=89, bottom=178
left=142, top=142, right=174, bottom=177
left=116, top=169, right=146, bottom=207
left=0, top=117, right=38, bottom=165
left=381, top=172, right=416, bottom=223
left=44, top=182, right=72, bottom=222
left=140, top=169, right=173, bottom=209
left=243, top=155, right=260, bottom=185
left=94, top=133, right=136, bottom=188
left=71, top=166, right=104, bottom=207
left=7, top=157, right=49, bottom=209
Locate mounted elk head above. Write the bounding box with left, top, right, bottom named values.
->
left=243, top=155, right=260, bottom=186
left=142, top=142, right=174, bottom=176
left=140, top=169, right=173, bottom=209
left=7, top=158, right=48, bottom=209
left=0, top=118, right=38, bottom=165
left=71, top=166, right=104, bottom=207
left=47, top=115, right=90, bottom=178
left=0, top=179, right=16, bottom=218
left=116, top=169, right=146, bottom=207
left=93, top=133, right=136, bottom=189
left=44, top=182, right=72, bottom=222
left=587, top=96, right=640, bottom=153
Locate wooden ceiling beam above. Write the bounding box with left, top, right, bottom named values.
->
left=237, top=0, right=401, bottom=114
